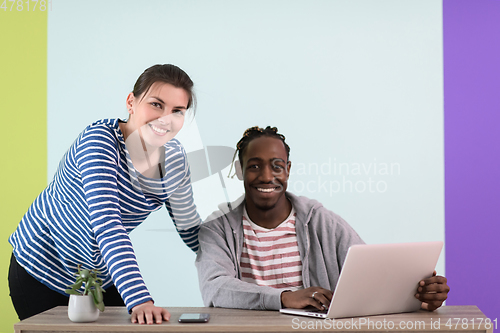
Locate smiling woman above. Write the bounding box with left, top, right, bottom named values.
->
left=7, top=64, right=202, bottom=325
left=120, top=66, right=194, bottom=179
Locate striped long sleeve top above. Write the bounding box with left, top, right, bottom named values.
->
left=9, top=118, right=201, bottom=311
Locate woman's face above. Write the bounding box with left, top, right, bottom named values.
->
left=126, top=81, right=188, bottom=147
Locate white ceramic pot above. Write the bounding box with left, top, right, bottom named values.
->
left=68, top=294, right=99, bottom=322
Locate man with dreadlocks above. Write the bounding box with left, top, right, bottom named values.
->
left=195, top=126, right=449, bottom=311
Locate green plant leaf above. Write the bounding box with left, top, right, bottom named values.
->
left=96, top=301, right=105, bottom=312
left=65, top=289, right=81, bottom=295
left=79, top=269, right=90, bottom=280
left=83, top=276, right=94, bottom=295
left=97, top=287, right=104, bottom=303
left=94, top=286, right=104, bottom=304
left=69, top=280, right=83, bottom=290
left=90, top=288, right=105, bottom=312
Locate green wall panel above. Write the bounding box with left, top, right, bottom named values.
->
left=0, top=8, right=47, bottom=333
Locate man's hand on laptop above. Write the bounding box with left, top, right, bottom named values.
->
left=415, top=270, right=450, bottom=311
left=281, top=287, right=333, bottom=310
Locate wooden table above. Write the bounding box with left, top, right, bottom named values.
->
left=14, top=305, right=494, bottom=333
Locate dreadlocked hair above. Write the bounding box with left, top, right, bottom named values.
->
left=228, top=126, right=290, bottom=178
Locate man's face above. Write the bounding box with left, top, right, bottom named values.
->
left=241, top=136, right=291, bottom=212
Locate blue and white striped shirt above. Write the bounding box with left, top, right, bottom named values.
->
left=9, top=119, right=201, bottom=311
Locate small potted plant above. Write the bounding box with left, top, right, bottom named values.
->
left=65, top=264, right=105, bottom=322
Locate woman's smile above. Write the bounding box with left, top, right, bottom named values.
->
left=148, top=123, right=169, bottom=136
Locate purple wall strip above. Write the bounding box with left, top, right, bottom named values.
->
left=444, top=0, right=500, bottom=320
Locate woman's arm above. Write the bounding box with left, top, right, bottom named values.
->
left=75, top=125, right=152, bottom=312
left=164, top=146, right=202, bottom=252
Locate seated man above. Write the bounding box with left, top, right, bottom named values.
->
left=196, top=126, right=449, bottom=311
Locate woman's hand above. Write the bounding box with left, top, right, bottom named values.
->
left=131, top=300, right=170, bottom=324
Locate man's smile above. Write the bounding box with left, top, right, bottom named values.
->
left=254, top=185, right=280, bottom=193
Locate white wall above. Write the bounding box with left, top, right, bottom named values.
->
left=48, top=0, right=443, bottom=306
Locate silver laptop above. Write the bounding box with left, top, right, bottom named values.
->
left=280, top=241, right=443, bottom=319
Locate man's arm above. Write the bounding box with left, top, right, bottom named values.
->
left=195, top=222, right=284, bottom=310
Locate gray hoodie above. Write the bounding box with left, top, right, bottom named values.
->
left=195, top=192, right=364, bottom=310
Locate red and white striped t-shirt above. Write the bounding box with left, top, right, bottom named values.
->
left=240, top=207, right=303, bottom=290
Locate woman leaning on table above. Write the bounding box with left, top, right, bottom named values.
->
left=8, top=64, right=201, bottom=324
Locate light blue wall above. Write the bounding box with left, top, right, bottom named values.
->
left=48, top=0, right=443, bottom=306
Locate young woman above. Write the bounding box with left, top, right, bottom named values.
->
left=8, top=64, right=201, bottom=324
